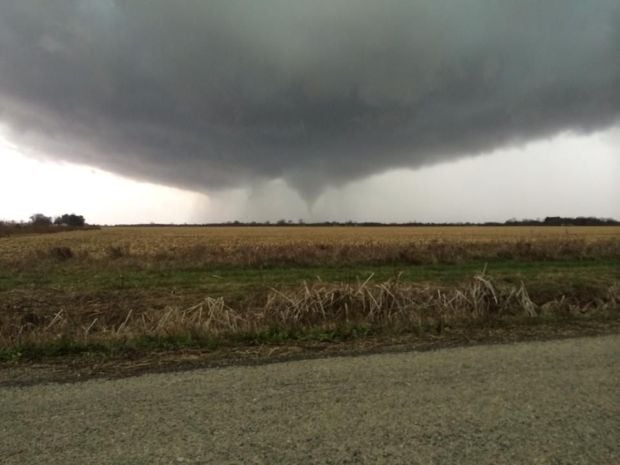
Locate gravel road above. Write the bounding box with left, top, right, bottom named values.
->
left=2, top=335, right=619, bottom=464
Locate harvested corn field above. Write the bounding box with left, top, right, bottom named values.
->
left=1, top=226, right=619, bottom=267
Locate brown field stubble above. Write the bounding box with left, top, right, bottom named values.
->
left=1, top=226, right=619, bottom=267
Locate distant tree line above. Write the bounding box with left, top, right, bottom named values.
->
left=29, top=213, right=86, bottom=227
left=0, top=213, right=89, bottom=237
left=115, top=216, right=620, bottom=228
left=504, top=217, right=620, bottom=227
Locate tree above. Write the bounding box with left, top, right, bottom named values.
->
left=54, top=213, right=86, bottom=227
left=30, top=213, right=52, bottom=226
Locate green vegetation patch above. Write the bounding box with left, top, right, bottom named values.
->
left=1, top=259, right=618, bottom=293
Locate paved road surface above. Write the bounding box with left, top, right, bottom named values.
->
left=2, top=335, right=619, bottom=464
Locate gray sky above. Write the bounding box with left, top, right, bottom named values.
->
left=0, top=1, right=618, bottom=223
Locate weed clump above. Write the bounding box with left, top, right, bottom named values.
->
left=106, top=245, right=130, bottom=259
left=48, top=246, right=74, bottom=261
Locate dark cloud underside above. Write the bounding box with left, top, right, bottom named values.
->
left=0, top=0, right=619, bottom=201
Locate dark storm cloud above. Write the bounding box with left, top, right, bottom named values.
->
left=0, top=0, right=619, bottom=201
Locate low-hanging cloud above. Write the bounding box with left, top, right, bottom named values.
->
left=1, top=0, right=619, bottom=202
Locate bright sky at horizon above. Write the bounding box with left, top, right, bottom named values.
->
left=1, top=126, right=618, bottom=225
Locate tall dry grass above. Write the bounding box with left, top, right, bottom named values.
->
left=2, top=273, right=617, bottom=350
